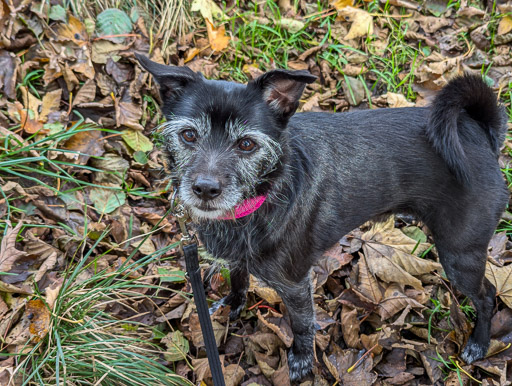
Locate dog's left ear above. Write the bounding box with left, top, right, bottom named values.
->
left=135, top=53, right=200, bottom=100
left=251, top=70, right=317, bottom=119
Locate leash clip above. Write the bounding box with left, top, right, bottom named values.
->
left=170, top=189, right=196, bottom=248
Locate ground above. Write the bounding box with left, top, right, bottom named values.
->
left=0, top=0, right=512, bottom=385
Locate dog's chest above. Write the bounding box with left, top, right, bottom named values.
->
left=196, top=221, right=262, bottom=263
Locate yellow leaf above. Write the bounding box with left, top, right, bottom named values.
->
left=40, top=89, right=62, bottom=122
left=485, top=262, right=512, bottom=309
left=331, top=0, right=353, bottom=10
left=26, top=299, right=51, bottom=342
left=184, top=47, right=200, bottom=63
left=56, top=15, right=88, bottom=46
left=206, top=19, right=230, bottom=52
left=191, top=0, right=224, bottom=21
left=338, top=6, right=373, bottom=40
left=498, top=15, right=512, bottom=36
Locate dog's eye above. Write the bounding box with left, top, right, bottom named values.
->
left=238, top=138, right=257, bottom=152
left=181, top=129, right=197, bottom=143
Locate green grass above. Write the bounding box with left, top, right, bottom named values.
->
left=10, top=229, right=191, bottom=385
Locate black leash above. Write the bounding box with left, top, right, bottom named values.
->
left=174, top=197, right=225, bottom=386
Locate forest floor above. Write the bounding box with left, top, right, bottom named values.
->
left=0, top=0, right=512, bottom=384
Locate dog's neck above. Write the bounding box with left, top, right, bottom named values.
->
left=218, top=195, right=267, bottom=220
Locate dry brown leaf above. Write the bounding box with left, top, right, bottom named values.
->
left=72, top=79, right=96, bottom=106
left=257, top=309, right=294, bottom=348
left=115, top=99, right=144, bottom=131
left=498, top=16, right=512, bottom=36
left=341, top=305, right=361, bottom=348
left=362, top=217, right=441, bottom=290
left=40, top=89, right=62, bottom=122
left=34, top=252, right=58, bottom=282
left=337, top=7, right=373, bottom=40
left=224, top=364, right=245, bottom=386
left=485, top=262, right=512, bottom=309
left=356, top=253, right=383, bottom=303
left=384, top=92, right=415, bottom=108
left=0, top=222, right=26, bottom=273
left=45, top=279, right=64, bottom=309
left=0, top=50, right=17, bottom=99
left=26, top=299, right=51, bottom=342
left=61, top=129, right=105, bottom=164
left=206, top=19, right=230, bottom=52
left=19, top=86, right=42, bottom=120
left=378, top=283, right=425, bottom=320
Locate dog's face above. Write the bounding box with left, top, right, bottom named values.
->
left=136, top=55, right=316, bottom=220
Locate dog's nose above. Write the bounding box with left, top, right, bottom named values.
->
left=192, top=176, right=222, bottom=200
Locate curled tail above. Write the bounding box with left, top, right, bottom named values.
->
left=427, top=74, right=507, bottom=184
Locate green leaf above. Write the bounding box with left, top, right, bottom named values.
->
left=95, top=8, right=133, bottom=43
left=162, top=331, right=189, bottom=362
left=401, top=226, right=427, bottom=244
left=49, top=5, right=67, bottom=22
left=133, top=150, right=148, bottom=164
left=122, top=129, right=153, bottom=152
left=89, top=187, right=126, bottom=214
left=157, top=268, right=187, bottom=283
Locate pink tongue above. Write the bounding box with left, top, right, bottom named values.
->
left=218, top=195, right=267, bottom=220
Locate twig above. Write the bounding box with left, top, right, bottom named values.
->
left=347, top=343, right=378, bottom=373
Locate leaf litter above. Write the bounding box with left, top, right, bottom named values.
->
left=0, top=0, right=512, bottom=384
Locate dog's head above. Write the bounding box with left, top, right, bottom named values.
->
left=136, top=54, right=316, bottom=220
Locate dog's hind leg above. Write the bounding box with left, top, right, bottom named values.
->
left=436, top=242, right=495, bottom=362
left=428, top=209, right=500, bottom=363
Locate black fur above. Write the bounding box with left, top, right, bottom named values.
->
left=137, top=55, right=509, bottom=382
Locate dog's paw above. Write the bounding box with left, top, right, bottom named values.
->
left=209, top=292, right=246, bottom=320
left=288, top=349, right=313, bottom=382
left=460, top=339, right=487, bottom=363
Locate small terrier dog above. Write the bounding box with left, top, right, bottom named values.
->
left=136, top=53, right=508, bottom=381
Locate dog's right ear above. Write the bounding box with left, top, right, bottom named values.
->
left=250, top=69, right=317, bottom=120
left=135, top=53, right=199, bottom=100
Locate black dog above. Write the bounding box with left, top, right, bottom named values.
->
left=136, top=53, right=508, bottom=381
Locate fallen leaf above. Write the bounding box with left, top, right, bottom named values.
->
left=0, top=50, right=17, bottom=99
left=384, top=92, right=415, bottom=108
left=257, top=309, right=294, bottom=348
left=26, top=299, right=51, bottom=342
left=162, top=330, right=189, bottom=361
left=122, top=128, right=154, bottom=152
left=486, top=262, right=512, bottom=309
left=279, top=18, right=305, bottom=33
left=61, top=128, right=105, bottom=164
left=40, top=89, right=62, bottom=122
left=206, top=19, right=230, bottom=52
left=337, top=7, right=373, bottom=40
left=190, top=0, right=224, bottom=22
left=341, top=305, right=361, bottom=348
left=224, top=363, right=245, bottom=386
left=498, top=16, right=512, bottom=36
left=56, top=15, right=88, bottom=46
left=89, top=187, right=126, bottom=214
left=361, top=217, right=440, bottom=290
left=72, top=79, right=97, bottom=106
left=0, top=222, right=26, bottom=273
left=331, top=0, right=353, bottom=9
left=95, top=8, right=132, bottom=43
left=34, top=252, right=58, bottom=282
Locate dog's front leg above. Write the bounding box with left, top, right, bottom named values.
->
left=210, top=261, right=249, bottom=320
left=270, top=272, right=315, bottom=382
